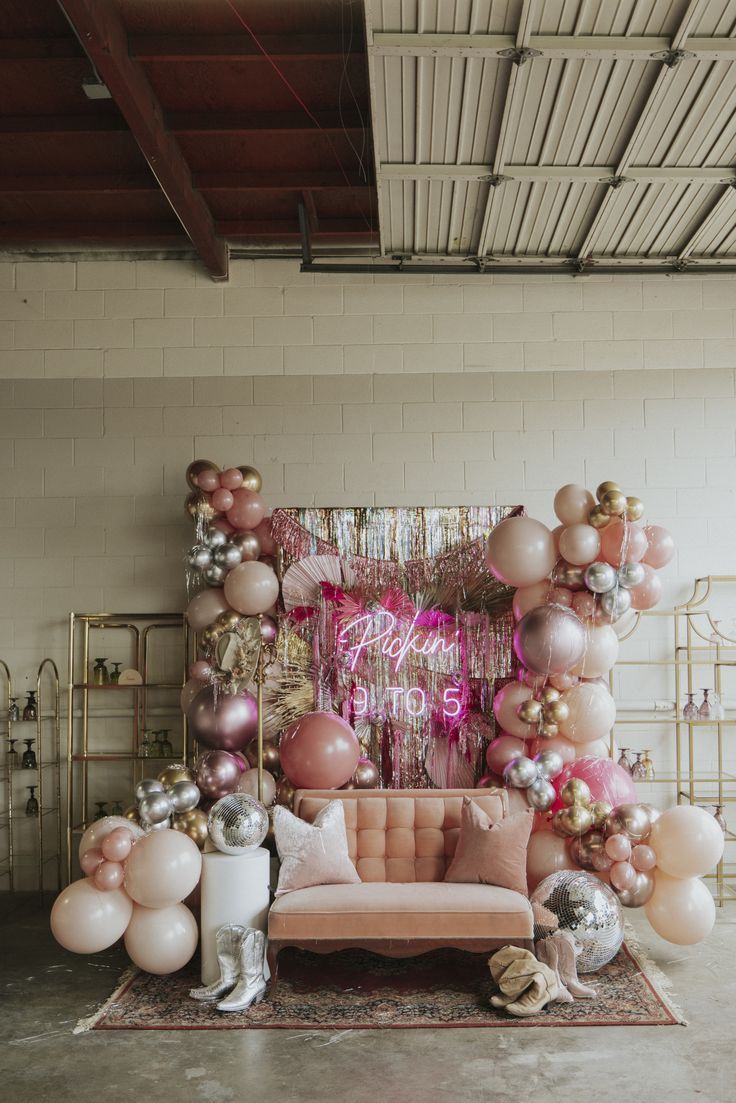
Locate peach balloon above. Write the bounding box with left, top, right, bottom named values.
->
left=226, top=488, right=266, bottom=532
left=554, top=484, right=596, bottom=527
left=574, top=738, right=611, bottom=759
left=628, top=563, right=663, bottom=611
left=527, top=831, right=579, bottom=891
left=124, top=829, right=202, bottom=909
left=599, top=520, right=648, bottom=567
left=492, top=681, right=535, bottom=740
left=610, top=860, right=636, bottom=892
left=94, top=860, right=125, bottom=892
left=185, top=588, right=231, bottom=632
left=571, top=624, right=619, bottom=678
left=236, top=767, right=277, bottom=806
left=558, top=524, right=601, bottom=567
left=124, top=902, right=199, bottom=974
left=528, top=734, right=577, bottom=766
left=572, top=591, right=596, bottom=620
left=644, top=871, right=715, bottom=945
left=50, top=878, right=133, bottom=954
left=649, top=805, right=724, bottom=879
left=280, top=711, right=360, bottom=789
left=559, top=682, right=616, bottom=743
left=642, top=525, right=675, bottom=569
left=512, top=580, right=552, bottom=622
left=605, top=834, right=632, bottom=862
left=220, top=467, right=244, bottom=492
left=253, top=516, right=277, bottom=555
left=224, top=560, right=280, bottom=616
left=485, top=516, right=556, bottom=588
left=631, top=844, right=657, bottom=872
left=101, top=827, right=134, bottom=863
left=79, top=816, right=143, bottom=862
left=486, top=734, right=527, bottom=776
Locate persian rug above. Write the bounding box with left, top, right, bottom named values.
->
left=82, top=937, right=685, bottom=1031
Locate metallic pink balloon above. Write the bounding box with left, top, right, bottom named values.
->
left=195, top=749, right=245, bottom=799
left=189, top=686, right=259, bottom=752
left=259, top=614, right=278, bottom=644
left=280, top=711, right=360, bottom=789
left=513, top=604, right=586, bottom=676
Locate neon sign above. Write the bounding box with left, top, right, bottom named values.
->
left=337, top=611, right=459, bottom=673
left=353, top=684, right=463, bottom=720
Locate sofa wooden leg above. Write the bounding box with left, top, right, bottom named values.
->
left=267, top=941, right=280, bottom=994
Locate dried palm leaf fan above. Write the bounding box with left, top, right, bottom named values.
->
left=282, top=555, right=357, bottom=611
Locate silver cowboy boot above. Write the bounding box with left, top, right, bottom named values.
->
left=217, top=928, right=267, bottom=1013
left=189, top=924, right=247, bottom=1002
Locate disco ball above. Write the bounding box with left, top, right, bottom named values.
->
left=207, top=792, right=268, bottom=854
left=530, top=870, right=624, bottom=973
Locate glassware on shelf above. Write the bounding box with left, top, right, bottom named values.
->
left=8, top=697, right=19, bottom=722
left=698, top=689, right=713, bottom=720
left=94, top=801, right=108, bottom=820
left=713, top=805, right=727, bottom=835
left=111, top=800, right=123, bottom=816
left=160, top=729, right=173, bottom=758
left=640, top=749, right=655, bottom=781
left=139, top=730, right=153, bottom=758
left=617, top=748, right=633, bottom=775
left=683, top=693, right=698, bottom=720
left=110, top=662, right=122, bottom=685
left=21, top=739, right=37, bottom=769
left=23, top=690, right=37, bottom=721
left=7, top=739, right=19, bottom=768
left=92, top=658, right=109, bottom=686
left=710, top=690, right=726, bottom=720
left=26, top=785, right=39, bottom=816
left=151, top=731, right=165, bottom=758
left=631, top=752, right=646, bottom=781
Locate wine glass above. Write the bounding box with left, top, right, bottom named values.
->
left=632, top=752, right=646, bottom=781
left=617, top=748, right=633, bottom=775
left=698, top=689, right=713, bottom=720
left=683, top=693, right=698, bottom=720
left=641, top=749, right=655, bottom=781
left=26, top=786, right=39, bottom=816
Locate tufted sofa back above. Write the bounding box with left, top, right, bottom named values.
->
left=293, top=788, right=508, bottom=883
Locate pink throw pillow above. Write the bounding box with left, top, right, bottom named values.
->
left=273, top=799, right=360, bottom=896
left=444, top=797, right=533, bottom=896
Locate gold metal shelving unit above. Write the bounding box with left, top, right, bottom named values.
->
left=614, top=575, right=736, bottom=905
left=0, top=658, right=62, bottom=892
left=66, top=612, right=190, bottom=884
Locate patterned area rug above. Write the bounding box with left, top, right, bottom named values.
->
left=84, top=939, right=685, bottom=1031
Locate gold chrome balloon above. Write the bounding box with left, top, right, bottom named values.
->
left=596, top=480, right=621, bottom=502
left=560, top=777, right=592, bottom=808
left=590, top=800, right=613, bottom=828
left=275, top=775, right=296, bottom=810
left=543, top=699, right=570, bottom=726
left=555, top=805, right=594, bottom=837
left=539, top=686, right=561, bottom=706
left=158, top=763, right=195, bottom=789
left=173, top=808, right=209, bottom=849
left=625, top=496, right=645, bottom=522
left=123, top=804, right=141, bottom=824
left=517, top=699, right=543, bottom=724
left=600, top=489, right=627, bottom=517
left=216, top=609, right=242, bottom=632
left=238, top=465, right=263, bottom=493
left=589, top=504, right=611, bottom=530
left=538, top=722, right=559, bottom=739
left=245, top=739, right=281, bottom=776
left=186, top=459, right=220, bottom=490
left=185, top=490, right=216, bottom=522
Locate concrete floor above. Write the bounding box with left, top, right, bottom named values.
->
left=1, top=894, right=734, bottom=1103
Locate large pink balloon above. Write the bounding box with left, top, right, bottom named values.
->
left=186, top=588, right=231, bottom=632
left=571, top=623, right=619, bottom=678
left=644, top=872, right=715, bottom=945
left=486, top=734, right=527, bottom=775
left=51, top=878, right=133, bottom=954
left=224, top=560, right=280, bottom=616
left=79, top=816, right=143, bottom=862
left=527, top=831, right=579, bottom=891
left=124, top=902, right=199, bottom=974
left=552, top=756, right=636, bottom=813
left=642, top=525, right=675, bottom=569
left=528, top=734, right=577, bottom=766
left=189, top=685, right=258, bottom=752
left=554, top=484, right=596, bottom=527
left=514, top=604, right=586, bottom=676
left=195, top=749, right=245, bottom=800
left=599, top=520, right=648, bottom=568
left=492, top=681, right=535, bottom=740
left=512, top=580, right=552, bottom=622
left=280, top=711, right=360, bottom=789
left=628, top=563, right=663, bottom=611
left=226, top=488, right=266, bottom=532
left=253, top=515, right=277, bottom=555
left=558, top=524, right=600, bottom=567
left=558, top=682, right=616, bottom=743
left=124, top=828, right=202, bottom=909
left=485, top=516, right=556, bottom=588
left=649, top=805, right=724, bottom=879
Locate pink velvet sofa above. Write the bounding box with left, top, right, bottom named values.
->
left=267, top=788, right=534, bottom=980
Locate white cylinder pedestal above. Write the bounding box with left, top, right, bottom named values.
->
left=200, top=847, right=270, bottom=984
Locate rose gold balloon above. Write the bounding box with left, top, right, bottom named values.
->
left=212, top=487, right=234, bottom=513
left=226, top=488, right=266, bottom=531
left=276, top=775, right=296, bottom=810
left=280, top=711, right=360, bottom=789
left=599, top=520, right=648, bottom=567
left=233, top=530, right=261, bottom=562
left=549, top=671, right=579, bottom=692
left=610, top=860, right=636, bottom=892
left=245, top=738, right=280, bottom=776
left=51, top=878, right=133, bottom=954
left=238, top=465, right=263, bottom=492
left=253, top=516, right=277, bottom=555
left=572, top=591, right=596, bottom=620
left=124, top=902, right=199, bottom=974
left=514, top=605, right=586, bottom=676
left=220, top=467, right=244, bottom=491
left=631, top=844, right=656, bottom=872
left=642, top=524, right=675, bottom=569
left=190, top=660, right=213, bottom=684
left=259, top=614, right=278, bottom=644
left=185, top=588, right=232, bottom=632
left=196, top=749, right=245, bottom=799
left=548, top=586, right=573, bottom=607
left=190, top=686, right=258, bottom=752
left=180, top=677, right=203, bottom=717
left=196, top=467, right=221, bottom=493
left=353, top=757, right=379, bottom=789
left=224, top=560, right=280, bottom=616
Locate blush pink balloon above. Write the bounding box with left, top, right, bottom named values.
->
left=599, top=520, right=648, bottom=567
left=558, top=682, right=616, bottom=744
left=51, top=878, right=133, bottom=954
left=642, top=524, right=675, bottom=569
left=571, top=623, right=619, bottom=678
left=558, top=523, right=601, bottom=567
left=645, top=871, right=715, bottom=945
left=236, top=767, right=277, bottom=806
left=213, top=518, right=236, bottom=535
left=628, top=563, right=663, bottom=610
left=253, top=516, right=277, bottom=555
left=124, top=830, right=202, bottom=910
left=189, top=686, right=258, bottom=752
left=554, top=484, right=596, bottom=527
left=592, top=848, right=613, bottom=873
left=528, top=734, right=577, bottom=766
left=196, top=468, right=220, bottom=493
left=610, top=860, right=636, bottom=892
left=485, top=516, right=557, bottom=589
left=185, top=588, right=231, bottom=632
left=486, top=734, right=527, bottom=775
left=572, top=591, right=596, bottom=620
left=80, top=846, right=104, bottom=875
left=101, top=827, right=134, bottom=863
left=549, top=586, right=573, bottom=607
left=280, top=711, right=360, bottom=789
left=492, top=681, right=535, bottom=740
left=224, top=560, right=280, bottom=616
left=79, top=817, right=143, bottom=862
left=519, top=667, right=547, bottom=694
left=549, top=671, right=579, bottom=692
left=512, top=580, right=552, bottom=622
left=527, top=831, right=579, bottom=891
left=552, top=756, right=636, bottom=813
left=94, top=860, right=125, bottom=891
left=124, top=902, right=199, bottom=975
left=226, top=488, right=266, bottom=532
left=605, top=834, right=632, bottom=862
left=551, top=525, right=564, bottom=556
left=631, top=844, right=656, bottom=872
left=212, top=487, right=234, bottom=513
left=190, top=660, right=213, bottom=684
left=220, top=467, right=244, bottom=491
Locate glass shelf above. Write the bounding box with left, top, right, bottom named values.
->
left=71, top=752, right=182, bottom=762
left=72, top=682, right=183, bottom=690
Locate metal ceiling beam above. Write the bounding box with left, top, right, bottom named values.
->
left=371, top=32, right=736, bottom=62
left=0, top=173, right=370, bottom=193
left=676, top=185, right=736, bottom=262
left=57, top=0, right=229, bottom=280
left=573, top=0, right=707, bottom=264
left=0, top=111, right=366, bottom=135
left=380, top=164, right=736, bottom=184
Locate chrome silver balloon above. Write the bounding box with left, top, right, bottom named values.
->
left=502, top=755, right=539, bottom=789
left=135, top=777, right=164, bottom=803
left=615, top=869, right=654, bottom=908
left=144, top=817, right=171, bottom=832
left=584, top=561, right=617, bottom=594
left=531, top=870, right=624, bottom=973
left=187, top=544, right=213, bottom=571
left=232, top=531, right=261, bottom=561
left=617, top=562, right=646, bottom=589
left=138, top=790, right=174, bottom=825
left=526, top=776, right=556, bottom=811
left=533, top=749, right=564, bottom=781
left=167, top=779, right=201, bottom=814
left=204, top=526, right=228, bottom=549
left=213, top=542, right=243, bottom=570
left=203, top=564, right=228, bottom=587
left=207, top=793, right=269, bottom=854
left=599, top=586, right=632, bottom=619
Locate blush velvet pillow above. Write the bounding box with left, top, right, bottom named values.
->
left=273, top=800, right=360, bottom=896
left=444, top=798, right=534, bottom=896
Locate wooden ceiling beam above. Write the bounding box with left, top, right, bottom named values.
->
left=57, top=0, right=228, bottom=280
